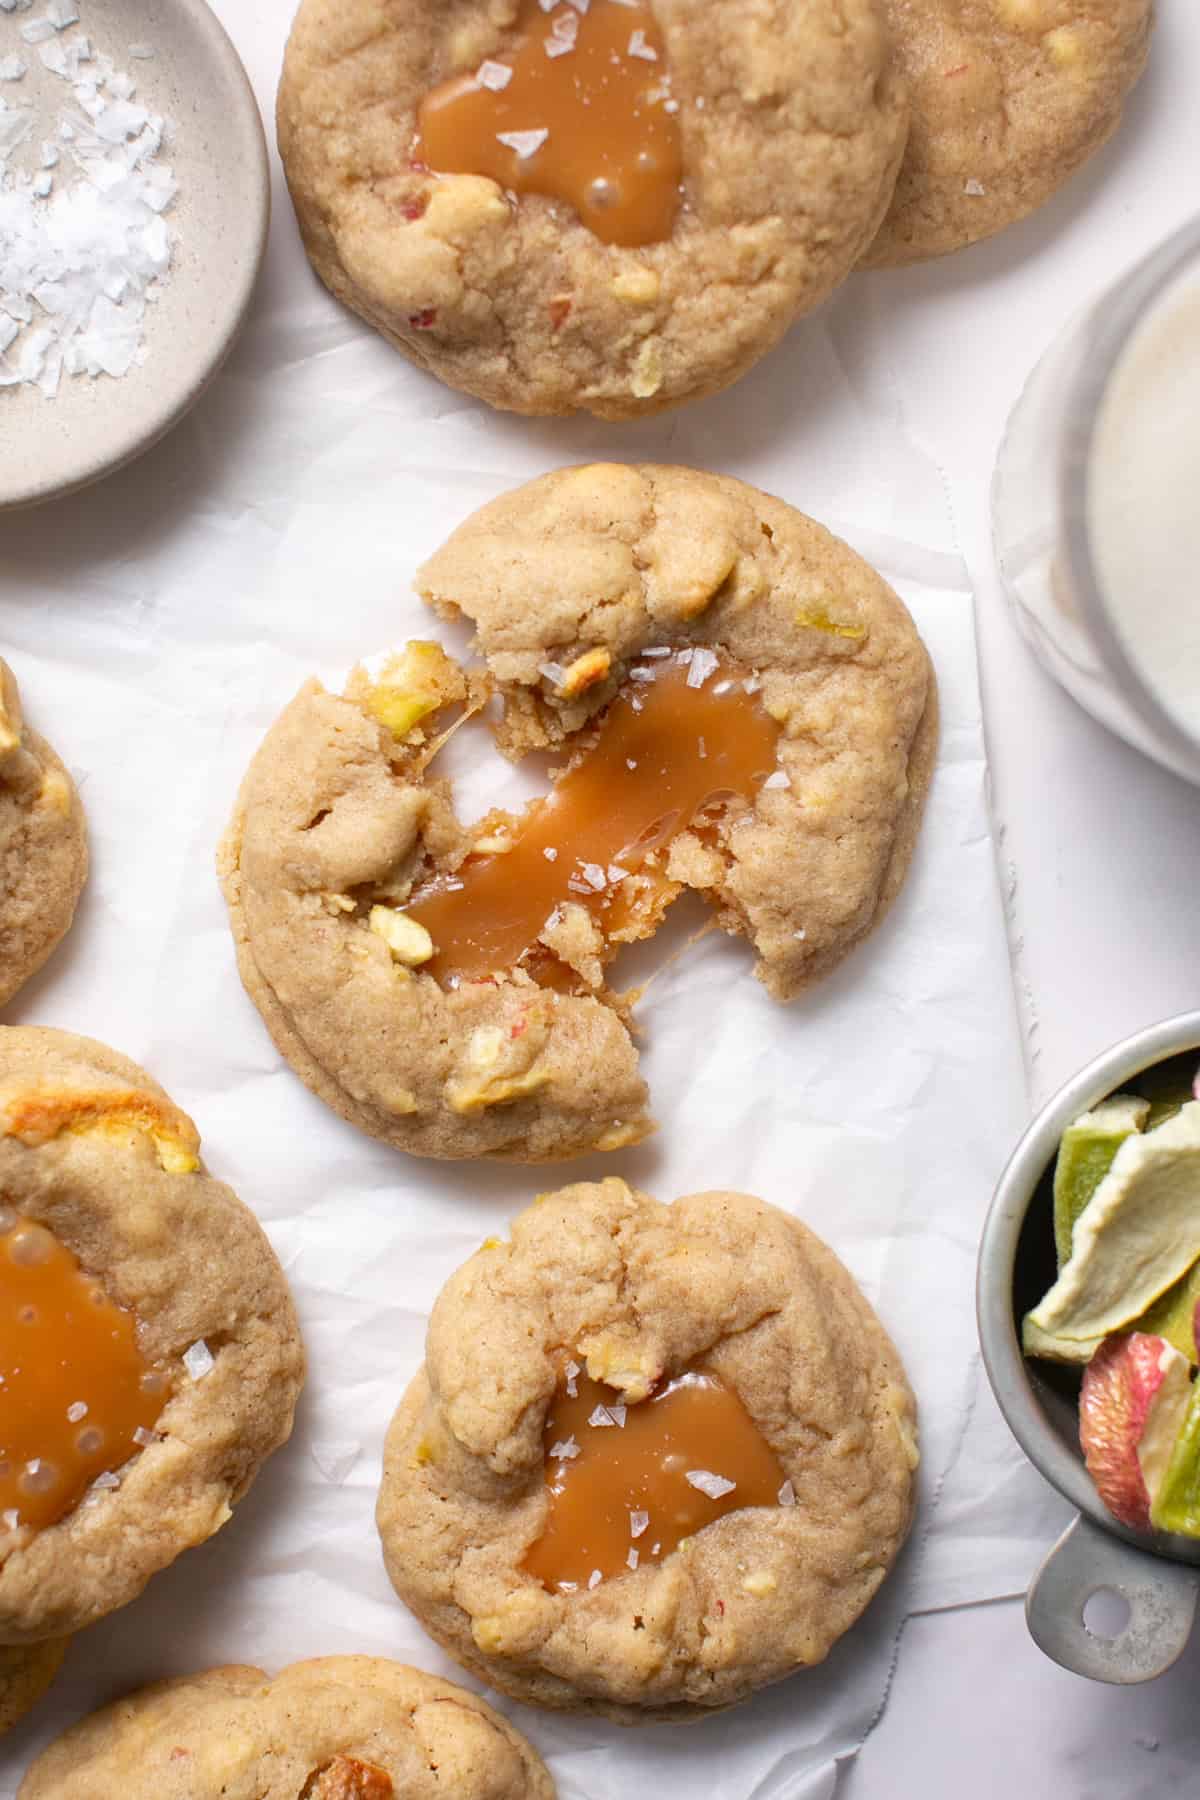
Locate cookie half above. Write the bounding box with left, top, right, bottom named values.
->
left=0, top=1027, right=304, bottom=1643
left=377, top=1180, right=919, bottom=1720
left=221, top=464, right=936, bottom=1163
left=277, top=0, right=908, bottom=416
left=0, top=661, right=87, bottom=1009
left=862, top=0, right=1153, bottom=266
left=17, top=1657, right=555, bottom=1798
left=0, top=1640, right=68, bottom=1740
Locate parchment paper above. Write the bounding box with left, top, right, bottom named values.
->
left=0, top=6, right=1032, bottom=1793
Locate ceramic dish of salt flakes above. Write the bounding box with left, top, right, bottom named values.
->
left=0, top=0, right=268, bottom=510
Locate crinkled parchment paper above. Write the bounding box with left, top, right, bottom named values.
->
left=0, top=7, right=1031, bottom=1794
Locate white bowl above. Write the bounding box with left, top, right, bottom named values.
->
left=0, top=0, right=268, bottom=510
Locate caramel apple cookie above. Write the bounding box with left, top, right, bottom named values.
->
left=0, top=1640, right=68, bottom=1739
left=377, top=1180, right=918, bottom=1721
left=0, top=1027, right=304, bottom=1645
left=861, top=0, right=1152, bottom=267
left=17, top=1657, right=555, bottom=1798
left=0, top=661, right=87, bottom=1010
left=276, top=0, right=909, bottom=417
left=220, top=464, right=936, bottom=1163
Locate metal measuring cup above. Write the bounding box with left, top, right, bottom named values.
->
left=977, top=1011, right=1200, bottom=1682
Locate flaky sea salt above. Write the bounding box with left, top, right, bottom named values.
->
left=762, top=770, right=789, bottom=790
left=183, top=1338, right=215, bottom=1380
left=91, top=1469, right=120, bottom=1490
left=587, top=1568, right=602, bottom=1589
left=629, top=1509, right=649, bottom=1538
left=685, top=1469, right=736, bottom=1499
left=564, top=1359, right=580, bottom=1396
left=1, top=1508, right=18, bottom=1531
left=686, top=647, right=719, bottom=688
left=497, top=127, right=548, bottom=159
left=588, top=1402, right=626, bottom=1428
left=627, top=1547, right=639, bottom=1569
left=549, top=1435, right=580, bottom=1460
left=0, top=1, right=177, bottom=396
left=132, top=1425, right=159, bottom=1447
left=777, top=1480, right=796, bottom=1507
left=476, top=58, right=512, bottom=90
left=627, top=28, right=657, bottom=59
left=546, top=9, right=578, bottom=55
left=66, top=1399, right=87, bottom=1422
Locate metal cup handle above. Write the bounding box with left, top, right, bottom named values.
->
left=1026, top=1514, right=1200, bottom=1683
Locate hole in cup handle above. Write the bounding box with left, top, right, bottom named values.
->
left=1026, top=1514, right=1200, bottom=1684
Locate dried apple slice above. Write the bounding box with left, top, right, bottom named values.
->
left=1080, top=1333, right=1193, bottom=1531
left=1023, top=1102, right=1200, bottom=1363
left=1134, top=1262, right=1200, bottom=1363
left=1052, top=1094, right=1149, bottom=1266
left=1150, top=1373, right=1200, bottom=1538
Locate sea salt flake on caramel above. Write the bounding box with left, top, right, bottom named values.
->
left=0, top=1215, right=167, bottom=1533
left=415, top=0, right=683, bottom=247
left=685, top=1468, right=736, bottom=1499
left=524, top=1369, right=787, bottom=1591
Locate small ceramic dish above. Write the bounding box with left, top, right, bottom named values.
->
left=0, top=0, right=268, bottom=510
left=978, top=1010, right=1200, bottom=1684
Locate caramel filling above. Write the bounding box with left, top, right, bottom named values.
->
left=0, top=1209, right=167, bottom=1534
left=524, top=1368, right=789, bottom=1592
left=407, top=651, right=779, bottom=985
left=415, top=0, right=682, bottom=248
left=300, top=1759, right=394, bottom=1800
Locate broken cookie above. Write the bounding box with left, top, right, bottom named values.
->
left=220, top=465, right=936, bottom=1162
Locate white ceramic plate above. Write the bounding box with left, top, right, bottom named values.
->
left=0, top=0, right=268, bottom=510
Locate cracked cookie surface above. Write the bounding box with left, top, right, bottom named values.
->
left=276, top=0, right=908, bottom=417
left=219, top=465, right=936, bottom=1164
left=17, top=1656, right=555, bottom=1799
left=0, top=661, right=87, bottom=1011
left=376, top=1180, right=919, bottom=1721
left=862, top=0, right=1152, bottom=266
left=0, top=1027, right=304, bottom=1644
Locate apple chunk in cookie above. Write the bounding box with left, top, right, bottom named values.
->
left=220, top=465, right=936, bottom=1164
left=377, top=1181, right=919, bottom=1721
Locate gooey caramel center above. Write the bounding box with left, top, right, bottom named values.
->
left=523, top=1368, right=789, bottom=1592
left=415, top=0, right=682, bottom=248
left=0, top=1209, right=167, bottom=1535
left=407, top=651, right=779, bottom=985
